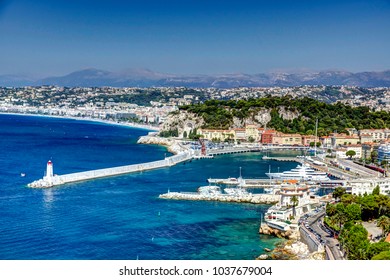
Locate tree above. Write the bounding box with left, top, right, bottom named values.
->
left=346, top=150, right=356, bottom=159
left=248, top=136, right=255, bottom=143
left=326, top=203, right=337, bottom=217
left=341, top=224, right=370, bottom=260
left=183, top=131, right=187, bottom=138
left=341, top=194, right=356, bottom=204
left=377, top=215, right=390, bottom=237
left=290, top=196, right=299, bottom=218
left=372, top=185, right=380, bottom=196
left=333, top=187, right=346, bottom=201
left=345, top=203, right=362, bottom=222
left=358, top=195, right=379, bottom=220
left=367, top=242, right=390, bottom=259
left=335, top=203, right=348, bottom=228
left=371, top=150, right=378, bottom=163
left=371, top=250, right=390, bottom=260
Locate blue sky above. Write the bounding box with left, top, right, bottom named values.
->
left=0, top=0, right=389, bottom=76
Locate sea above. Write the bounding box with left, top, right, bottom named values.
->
left=0, top=113, right=304, bottom=260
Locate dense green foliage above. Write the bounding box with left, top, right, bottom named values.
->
left=339, top=224, right=370, bottom=260
left=159, top=128, right=178, bottom=138
left=366, top=242, right=390, bottom=259
left=325, top=189, right=390, bottom=259
left=371, top=250, right=390, bottom=260
left=179, top=96, right=390, bottom=134
left=83, top=88, right=207, bottom=107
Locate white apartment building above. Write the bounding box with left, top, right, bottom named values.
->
left=359, top=129, right=390, bottom=141
left=344, top=178, right=390, bottom=196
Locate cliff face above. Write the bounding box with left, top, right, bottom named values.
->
left=253, top=109, right=273, bottom=127
left=277, top=106, right=300, bottom=121
left=160, top=105, right=300, bottom=132
left=232, top=108, right=273, bottom=128
left=162, top=111, right=204, bottom=137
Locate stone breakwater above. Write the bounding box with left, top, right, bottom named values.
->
left=137, top=136, right=187, bottom=155
left=28, top=136, right=194, bottom=188
left=28, top=151, right=193, bottom=188
left=159, top=192, right=280, bottom=204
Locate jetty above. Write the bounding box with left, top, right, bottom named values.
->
left=262, top=156, right=301, bottom=162
left=207, top=147, right=262, bottom=156
left=28, top=151, right=193, bottom=188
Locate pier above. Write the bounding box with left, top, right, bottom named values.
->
left=208, top=177, right=343, bottom=188
left=261, top=156, right=301, bottom=162
left=28, top=151, right=193, bottom=188
left=207, top=147, right=262, bottom=156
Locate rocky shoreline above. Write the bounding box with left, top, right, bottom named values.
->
left=256, top=240, right=325, bottom=260
left=137, top=135, right=186, bottom=154
left=258, top=224, right=325, bottom=260
left=259, top=223, right=299, bottom=239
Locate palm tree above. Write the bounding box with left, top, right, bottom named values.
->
left=377, top=215, right=390, bottom=237
left=290, top=196, right=299, bottom=218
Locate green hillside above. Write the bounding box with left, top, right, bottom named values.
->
left=179, top=96, right=390, bottom=136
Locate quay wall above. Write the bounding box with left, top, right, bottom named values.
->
left=299, top=227, right=320, bottom=253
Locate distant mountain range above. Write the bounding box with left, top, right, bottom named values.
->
left=1, top=68, right=390, bottom=88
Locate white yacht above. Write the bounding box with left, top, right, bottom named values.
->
left=224, top=187, right=249, bottom=196
left=265, top=164, right=330, bottom=181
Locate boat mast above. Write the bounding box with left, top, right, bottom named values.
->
left=314, top=118, right=318, bottom=157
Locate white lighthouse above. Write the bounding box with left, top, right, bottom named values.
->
left=46, top=160, right=53, bottom=177
left=44, top=160, right=54, bottom=185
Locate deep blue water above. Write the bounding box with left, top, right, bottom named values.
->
left=0, top=114, right=301, bottom=260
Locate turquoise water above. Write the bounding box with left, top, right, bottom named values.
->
left=0, top=114, right=300, bottom=260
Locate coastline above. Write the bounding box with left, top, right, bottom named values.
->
left=0, top=111, right=160, bottom=132
left=1, top=110, right=288, bottom=260
left=3, top=112, right=300, bottom=260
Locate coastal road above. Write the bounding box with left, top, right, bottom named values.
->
left=306, top=210, right=344, bottom=260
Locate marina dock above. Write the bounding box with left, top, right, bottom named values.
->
left=208, top=178, right=343, bottom=188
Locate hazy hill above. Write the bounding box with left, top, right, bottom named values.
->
left=1, top=68, right=390, bottom=88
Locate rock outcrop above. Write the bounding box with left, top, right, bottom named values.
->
left=259, top=223, right=299, bottom=240
left=161, top=111, right=204, bottom=137
left=137, top=135, right=186, bottom=154
left=278, top=106, right=300, bottom=121
left=253, top=109, right=272, bottom=127
left=270, top=240, right=325, bottom=260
